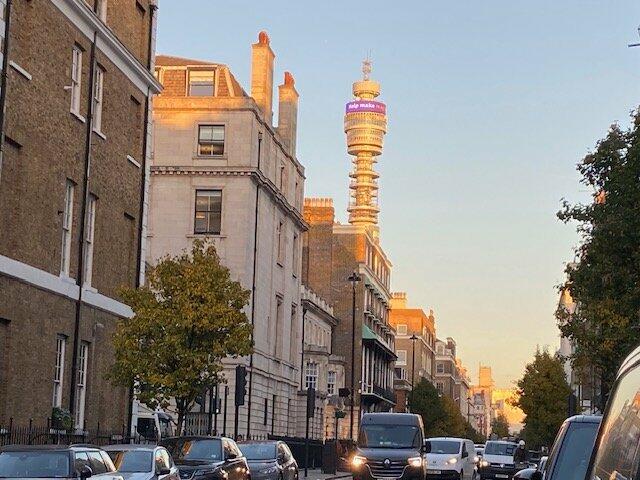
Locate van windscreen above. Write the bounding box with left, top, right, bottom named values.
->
left=358, top=425, right=421, bottom=449
left=427, top=440, right=460, bottom=454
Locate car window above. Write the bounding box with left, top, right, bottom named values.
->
left=75, top=452, right=91, bottom=473
left=155, top=449, right=170, bottom=472
left=590, top=363, right=640, bottom=480
left=282, top=444, right=293, bottom=461
left=222, top=440, right=234, bottom=459
left=87, top=451, right=108, bottom=475
left=547, top=422, right=598, bottom=480
left=99, top=452, right=116, bottom=473
left=159, top=449, right=173, bottom=469
left=427, top=440, right=461, bottom=454
left=161, top=438, right=222, bottom=462
left=0, top=450, right=71, bottom=478
left=108, top=450, right=153, bottom=473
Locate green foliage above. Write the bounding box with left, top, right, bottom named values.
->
left=491, top=413, right=510, bottom=438
left=51, top=407, right=73, bottom=431
left=109, top=240, right=253, bottom=433
left=557, top=110, right=640, bottom=407
left=409, top=379, right=483, bottom=441
left=513, top=350, right=572, bottom=449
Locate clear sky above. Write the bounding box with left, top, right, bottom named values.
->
left=156, top=1, right=640, bottom=387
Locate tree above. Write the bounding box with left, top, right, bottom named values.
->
left=491, top=413, right=510, bottom=438
left=409, top=379, right=447, bottom=437
left=557, top=110, right=640, bottom=408
left=512, top=350, right=572, bottom=449
left=109, top=240, right=253, bottom=434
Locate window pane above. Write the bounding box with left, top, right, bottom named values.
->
left=199, top=126, right=214, bottom=141
left=194, top=191, right=222, bottom=234
left=198, top=125, right=224, bottom=156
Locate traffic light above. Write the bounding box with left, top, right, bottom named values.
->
left=306, top=387, right=316, bottom=418
left=235, top=365, right=247, bottom=406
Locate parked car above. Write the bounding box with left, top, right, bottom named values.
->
left=530, top=415, right=600, bottom=480
left=160, top=436, right=249, bottom=480
left=513, top=456, right=547, bottom=479
left=103, top=445, right=179, bottom=480
left=584, top=344, right=640, bottom=480
left=477, top=440, right=518, bottom=480
left=238, top=441, right=298, bottom=480
left=424, top=437, right=477, bottom=480
left=351, top=413, right=427, bottom=480
left=0, top=444, right=123, bottom=480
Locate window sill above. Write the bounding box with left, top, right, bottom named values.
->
left=127, top=155, right=141, bottom=168
left=82, top=285, right=98, bottom=294
left=194, top=154, right=227, bottom=160
left=59, top=272, right=76, bottom=284
left=186, top=233, right=226, bottom=239
left=70, top=111, right=86, bottom=124
left=277, top=262, right=283, bottom=268
left=93, top=129, right=107, bottom=141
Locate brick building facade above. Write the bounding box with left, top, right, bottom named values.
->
left=0, top=0, right=160, bottom=430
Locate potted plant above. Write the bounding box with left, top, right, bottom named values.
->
left=51, top=407, right=73, bottom=431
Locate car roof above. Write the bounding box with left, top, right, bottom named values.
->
left=486, top=440, right=517, bottom=445
left=564, top=414, right=602, bottom=424
left=103, top=444, right=159, bottom=451
left=617, top=343, right=640, bottom=378
left=427, top=437, right=468, bottom=442
left=238, top=440, right=278, bottom=445
left=360, top=413, right=422, bottom=426
left=1, top=444, right=102, bottom=452
left=162, top=435, right=223, bottom=441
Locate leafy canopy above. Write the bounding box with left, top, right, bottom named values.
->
left=109, top=240, right=253, bottom=430
left=491, top=413, right=510, bottom=439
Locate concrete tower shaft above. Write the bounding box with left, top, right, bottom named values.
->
left=344, top=61, right=387, bottom=229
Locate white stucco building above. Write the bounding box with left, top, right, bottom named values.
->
left=148, top=31, right=306, bottom=437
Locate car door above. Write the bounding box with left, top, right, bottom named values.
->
left=467, top=441, right=475, bottom=479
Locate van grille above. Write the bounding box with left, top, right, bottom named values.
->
left=366, top=459, right=408, bottom=478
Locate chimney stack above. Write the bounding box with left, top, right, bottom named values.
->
left=277, top=71, right=299, bottom=157
left=251, top=31, right=275, bottom=125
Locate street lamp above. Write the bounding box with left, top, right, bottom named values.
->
left=348, top=271, right=361, bottom=441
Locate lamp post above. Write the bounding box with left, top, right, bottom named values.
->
left=410, top=334, right=418, bottom=402
left=348, top=271, right=361, bottom=441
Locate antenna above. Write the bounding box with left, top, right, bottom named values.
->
left=362, top=54, right=372, bottom=81
left=628, top=24, right=640, bottom=47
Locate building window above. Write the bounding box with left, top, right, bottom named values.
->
left=327, top=371, right=336, bottom=395
left=189, top=70, right=215, bottom=96
left=305, top=362, right=318, bottom=390
left=289, top=305, right=297, bottom=363
left=263, top=398, right=268, bottom=426
left=194, top=190, right=222, bottom=235
left=436, top=363, right=444, bottom=374
left=197, top=125, right=225, bottom=156
left=276, top=220, right=284, bottom=266
left=436, top=381, right=444, bottom=394
left=52, top=335, right=66, bottom=407
left=60, top=180, right=75, bottom=275
left=396, top=324, right=407, bottom=335
left=274, top=296, right=283, bottom=357
left=70, top=47, right=82, bottom=115
left=74, top=342, right=89, bottom=428
left=93, top=66, right=104, bottom=134
left=279, top=162, right=286, bottom=191
left=396, top=350, right=407, bottom=366
left=292, top=233, right=299, bottom=276
left=83, top=195, right=96, bottom=287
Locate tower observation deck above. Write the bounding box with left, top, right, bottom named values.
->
left=344, top=60, right=388, bottom=230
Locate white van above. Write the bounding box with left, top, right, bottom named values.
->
left=425, top=437, right=477, bottom=479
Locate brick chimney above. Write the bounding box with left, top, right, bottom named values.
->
left=251, top=31, right=275, bottom=125
left=390, top=292, right=408, bottom=309
left=277, top=71, right=299, bottom=157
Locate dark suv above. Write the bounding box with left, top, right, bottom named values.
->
left=160, top=436, right=249, bottom=480
left=351, top=413, right=427, bottom=480
left=0, top=444, right=123, bottom=480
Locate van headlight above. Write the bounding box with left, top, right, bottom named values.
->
left=408, top=456, right=422, bottom=467
left=352, top=455, right=367, bottom=468
left=447, top=458, right=458, bottom=465
left=480, top=460, right=489, bottom=468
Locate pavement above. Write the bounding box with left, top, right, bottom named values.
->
left=300, top=469, right=352, bottom=480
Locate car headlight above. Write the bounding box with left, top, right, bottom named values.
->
left=480, top=460, right=489, bottom=468
left=260, top=467, right=279, bottom=474
left=352, top=455, right=367, bottom=468
left=447, top=458, right=458, bottom=465
left=408, top=456, right=422, bottom=468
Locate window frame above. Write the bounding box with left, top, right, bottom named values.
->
left=82, top=194, right=97, bottom=287
left=60, top=180, right=75, bottom=276
left=193, top=189, right=222, bottom=235
left=327, top=370, right=336, bottom=395
left=305, top=361, right=318, bottom=391
left=197, top=124, right=225, bottom=156
left=52, top=335, right=66, bottom=407
left=93, top=66, right=105, bottom=135
left=396, top=324, right=407, bottom=335
left=276, top=220, right=284, bottom=266
left=396, top=349, right=407, bottom=366
left=70, top=46, right=82, bottom=116
left=188, top=69, right=215, bottom=97
left=74, top=342, right=89, bottom=429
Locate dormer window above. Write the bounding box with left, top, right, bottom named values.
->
left=189, top=70, right=214, bottom=96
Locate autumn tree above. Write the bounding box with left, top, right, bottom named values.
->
left=491, top=413, right=510, bottom=438
left=513, top=350, right=572, bottom=449
left=557, top=110, right=640, bottom=408
left=109, top=240, right=253, bottom=434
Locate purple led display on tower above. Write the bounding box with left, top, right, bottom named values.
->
left=345, top=100, right=386, bottom=115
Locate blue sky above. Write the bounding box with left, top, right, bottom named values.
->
left=156, top=1, right=640, bottom=387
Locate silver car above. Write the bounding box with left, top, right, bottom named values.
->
left=103, top=445, right=179, bottom=480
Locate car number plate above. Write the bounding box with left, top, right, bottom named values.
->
left=427, top=470, right=442, bottom=474
left=496, top=475, right=509, bottom=479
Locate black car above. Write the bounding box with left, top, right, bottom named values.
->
left=238, top=441, right=298, bottom=480
left=351, top=413, right=427, bottom=480
left=530, top=415, right=600, bottom=480
left=160, top=436, right=249, bottom=480
left=0, top=444, right=123, bottom=480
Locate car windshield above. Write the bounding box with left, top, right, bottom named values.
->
left=552, top=422, right=598, bottom=480
left=107, top=450, right=153, bottom=473
left=485, top=443, right=517, bottom=456
left=162, top=439, right=222, bottom=462
left=427, top=440, right=461, bottom=454
left=358, top=425, right=420, bottom=449
left=0, top=451, right=70, bottom=478
left=238, top=444, right=276, bottom=461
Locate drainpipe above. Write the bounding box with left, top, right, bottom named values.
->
left=68, top=27, right=98, bottom=421
left=300, top=307, right=307, bottom=388
left=246, top=131, right=262, bottom=438
left=0, top=0, right=14, bottom=183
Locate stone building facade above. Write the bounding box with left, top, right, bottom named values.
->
left=303, top=198, right=395, bottom=439
left=0, top=0, right=160, bottom=429
left=148, top=32, right=306, bottom=438
left=389, top=292, right=436, bottom=412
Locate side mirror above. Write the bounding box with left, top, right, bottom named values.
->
left=531, top=471, right=543, bottom=480
left=422, top=441, right=431, bottom=454
left=79, top=465, right=93, bottom=480
left=157, top=467, right=171, bottom=476
left=225, top=452, right=237, bottom=461
left=462, top=451, right=468, bottom=459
